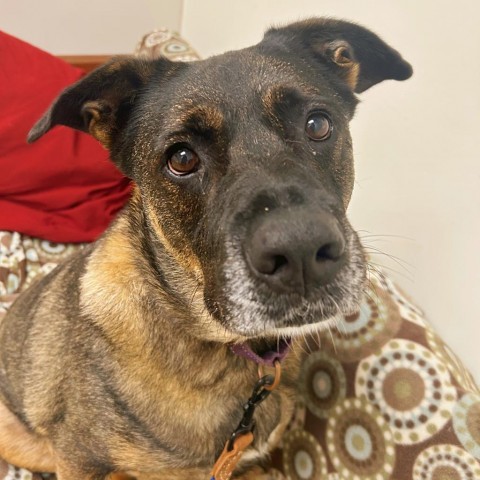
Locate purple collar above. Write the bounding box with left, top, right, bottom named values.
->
left=229, top=338, right=291, bottom=366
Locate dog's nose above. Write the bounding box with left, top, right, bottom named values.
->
left=245, top=209, right=346, bottom=295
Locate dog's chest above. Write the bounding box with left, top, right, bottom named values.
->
left=107, top=375, right=296, bottom=474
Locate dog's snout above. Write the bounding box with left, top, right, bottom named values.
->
left=245, top=209, right=346, bottom=295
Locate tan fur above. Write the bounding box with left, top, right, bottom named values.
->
left=145, top=201, right=203, bottom=275
left=314, top=40, right=361, bottom=90
left=0, top=401, right=56, bottom=472
left=261, top=87, right=285, bottom=133
left=83, top=100, right=110, bottom=147
left=342, top=61, right=360, bottom=90
left=178, top=105, right=224, bottom=132
left=89, top=121, right=112, bottom=149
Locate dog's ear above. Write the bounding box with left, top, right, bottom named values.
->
left=27, top=56, right=174, bottom=148
left=262, top=18, right=412, bottom=93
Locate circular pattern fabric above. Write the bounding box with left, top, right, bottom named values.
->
left=426, top=327, right=480, bottom=394
left=412, top=444, right=480, bottom=480
left=1, top=462, right=43, bottom=480
left=453, top=393, right=480, bottom=460
left=298, top=351, right=346, bottom=419
left=326, top=397, right=395, bottom=479
left=282, top=429, right=328, bottom=480
left=356, top=339, right=456, bottom=444
left=0, top=232, right=24, bottom=297
left=374, top=271, right=425, bottom=326
left=141, top=29, right=173, bottom=47
left=0, top=231, right=21, bottom=257
left=32, top=238, right=83, bottom=263
left=322, top=283, right=402, bottom=362
left=136, top=29, right=200, bottom=62
left=0, top=232, right=84, bottom=307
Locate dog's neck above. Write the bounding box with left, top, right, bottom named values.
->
left=80, top=195, right=257, bottom=387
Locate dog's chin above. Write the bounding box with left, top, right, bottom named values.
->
left=218, top=271, right=365, bottom=341
left=223, top=303, right=346, bottom=341
left=240, top=316, right=340, bottom=358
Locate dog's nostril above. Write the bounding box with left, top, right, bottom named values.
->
left=316, top=242, right=344, bottom=261
left=272, top=255, right=288, bottom=274
left=257, top=254, right=289, bottom=275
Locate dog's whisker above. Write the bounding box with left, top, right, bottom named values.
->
left=367, top=259, right=414, bottom=283
left=314, top=328, right=322, bottom=350
left=364, top=248, right=413, bottom=271
left=357, top=230, right=415, bottom=242
left=188, top=284, right=200, bottom=309
left=363, top=246, right=414, bottom=273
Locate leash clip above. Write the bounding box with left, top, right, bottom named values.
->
left=226, top=361, right=280, bottom=451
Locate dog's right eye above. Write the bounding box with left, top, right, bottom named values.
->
left=167, top=148, right=199, bottom=176
left=305, top=112, right=332, bottom=141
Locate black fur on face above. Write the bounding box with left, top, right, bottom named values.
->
left=28, top=18, right=412, bottom=340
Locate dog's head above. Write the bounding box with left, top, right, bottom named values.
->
left=29, top=19, right=412, bottom=342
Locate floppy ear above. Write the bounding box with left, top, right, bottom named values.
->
left=262, top=18, right=412, bottom=93
left=27, top=56, right=170, bottom=148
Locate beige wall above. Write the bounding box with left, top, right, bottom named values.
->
left=0, top=0, right=182, bottom=54
left=182, top=0, right=480, bottom=380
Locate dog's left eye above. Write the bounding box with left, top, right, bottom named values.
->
left=305, top=112, right=332, bottom=141
left=167, top=148, right=199, bottom=176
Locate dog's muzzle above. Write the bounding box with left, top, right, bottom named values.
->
left=216, top=178, right=366, bottom=337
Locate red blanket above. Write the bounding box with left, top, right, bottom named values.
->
left=0, top=31, right=131, bottom=243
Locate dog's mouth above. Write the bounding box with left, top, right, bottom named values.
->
left=230, top=337, right=292, bottom=366
left=249, top=337, right=291, bottom=355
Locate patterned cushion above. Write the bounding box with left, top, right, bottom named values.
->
left=0, top=30, right=479, bottom=480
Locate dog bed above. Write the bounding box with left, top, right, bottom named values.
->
left=0, top=30, right=479, bottom=480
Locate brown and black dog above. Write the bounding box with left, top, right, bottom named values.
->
left=0, top=18, right=412, bottom=480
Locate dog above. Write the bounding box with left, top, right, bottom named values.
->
left=0, top=18, right=412, bottom=480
